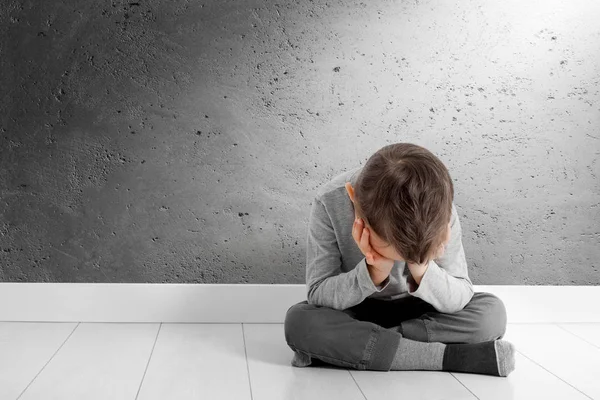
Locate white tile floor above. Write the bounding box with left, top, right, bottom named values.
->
left=1, top=321, right=599, bottom=400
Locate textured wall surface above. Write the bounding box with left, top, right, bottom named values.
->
left=0, top=0, right=598, bottom=284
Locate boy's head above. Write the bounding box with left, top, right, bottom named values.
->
left=345, top=143, right=454, bottom=265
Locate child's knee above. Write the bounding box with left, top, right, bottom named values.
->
left=474, top=293, right=508, bottom=341
left=284, top=301, right=314, bottom=347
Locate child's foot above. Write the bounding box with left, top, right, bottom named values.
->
left=291, top=349, right=312, bottom=367
left=442, top=340, right=516, bottom=377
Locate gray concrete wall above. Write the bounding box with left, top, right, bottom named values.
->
left=0, top=0, right=598, bottom=285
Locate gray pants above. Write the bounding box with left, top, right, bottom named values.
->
left=284, top=292, right=507, bottom=371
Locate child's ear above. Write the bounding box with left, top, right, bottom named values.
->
left=345, top=182, right=355, bottom=203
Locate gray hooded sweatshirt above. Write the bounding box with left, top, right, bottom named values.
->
left=305, top=165, right=474, bottom=313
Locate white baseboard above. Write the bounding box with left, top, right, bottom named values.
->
left=0, top=283, right=598, bottom=323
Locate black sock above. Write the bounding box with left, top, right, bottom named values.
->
left=442, top=340, right=506, bottom=376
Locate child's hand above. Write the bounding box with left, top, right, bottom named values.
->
left=433, top=222, right=451, bottom=260
left=352, top=217, right=395, bottom=286
left=433, top=242, right=446, bottom=260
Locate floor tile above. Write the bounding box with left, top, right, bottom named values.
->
left=137, top=323, right=252, bottom=400
left=351, top=369, right=478, bottom=400
left=452, top=351, right=591, bottom=400
left=18, top=323, right=158, bottom=400
left=0, top=322, right=77, bottom=400
left=500, top=323, right=600, bottom=399
left=557, top=323, right=600, bottom=348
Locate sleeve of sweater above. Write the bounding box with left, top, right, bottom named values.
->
left=305, top=197, right=391, bottom=310
left=406, top=202, right=475, bottom=313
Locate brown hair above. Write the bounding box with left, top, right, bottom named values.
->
left=353, top=143, right=454, bottom=265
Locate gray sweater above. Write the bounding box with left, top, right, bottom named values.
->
left=305, top=165, right=474, bottom=313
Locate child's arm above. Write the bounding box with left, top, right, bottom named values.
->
left=305, top=196, right=386, bottom=310
left=405, top=203, right=475, bottom=314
